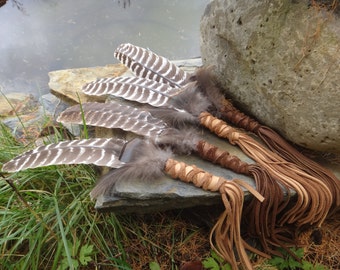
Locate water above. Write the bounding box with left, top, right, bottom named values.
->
left=0, top=0, right=208, bottom=97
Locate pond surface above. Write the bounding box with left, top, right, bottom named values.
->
left=0, top=0, right=208, bottom=97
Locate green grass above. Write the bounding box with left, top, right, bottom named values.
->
left=0, top=120, right=211, bottom=270
left=0, top=122, right=132, bottom=269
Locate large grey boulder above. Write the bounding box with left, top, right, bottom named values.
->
left=200, top=0, right=340, bottom=152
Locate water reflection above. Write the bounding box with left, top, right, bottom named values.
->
left=117, top=0, right=131, bottom=9
left=0, top=0, right=208, bottom=97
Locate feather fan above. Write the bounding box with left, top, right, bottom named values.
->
left=4, top=42, right=336, bottom=269
left=84, top=45, right=333, bottom=244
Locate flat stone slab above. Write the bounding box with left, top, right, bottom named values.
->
left=0, top=92, right=69, bottom=142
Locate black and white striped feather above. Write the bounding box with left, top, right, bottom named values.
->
left=57, top=102, right=167, bottom=137
left=114, top=43, right=224, bottom=114
left=83, top=76, right=181, bottom=97
left=114, top=43, right=189, bottom=88
left=2, top=138, right=126, bottom=172
left=82, top=77, right=211, bottom=127
left=82, top=76, right=181, bottom=108
left=58, top=100, right=201, bottom=155
left=56, top=99, right=204, bottom=152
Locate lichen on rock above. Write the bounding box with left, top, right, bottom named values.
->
left=200, top=0, right=340, bottom=152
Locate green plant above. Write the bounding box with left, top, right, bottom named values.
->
left=58, top=239, right=94, bottom=270
left=202, top=250, right=232, bottom=270
left=267, top=248, right=326, bottom=270
left=149, top=261, right=162, bottom=270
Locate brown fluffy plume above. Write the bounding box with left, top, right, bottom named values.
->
left=90, top=138, right=171, bottom=199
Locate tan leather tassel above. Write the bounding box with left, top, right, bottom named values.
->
left=193, top=66, right=339, bottom=214
left=220, top=98, right=340, bottom=212
left=164, top=158, right=264, bottom=270
left=199, top=111, right=333, bottom=228
left=195, top=140, right=292, bottom=254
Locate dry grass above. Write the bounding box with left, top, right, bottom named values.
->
left=297, top=211, right=340, bottom=270
left=115, top=207, right=215, bottom=269
left=101, top=206, right=340, bottom=270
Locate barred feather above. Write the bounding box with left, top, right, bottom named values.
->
left=114, top=43, right=189, bottom=87
left=90, top=139, right=171, bottom=199
left=83, top=76, right=180, bottom=96
left=83, top=76, right=210, bottom=128
left=58, top=98, right=201, bottom=155
left=2, top=138, right=126, bottom=172
left=57, top=102, right=167, bottom=137
left=113, top=44, right=220, bottom=116
left=82, top=76, right=181, bottom=107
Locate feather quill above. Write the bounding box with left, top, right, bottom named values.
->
left=114, top=43, right=189, bottom=87
left=2, top=138, right=126, bottom=172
